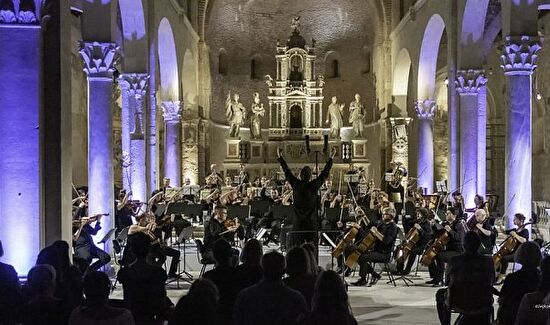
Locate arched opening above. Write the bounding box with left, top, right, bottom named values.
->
left=392, top=48, right=412, bottom=117
left=324, top=51, right=340, bottom=79
left=250, top=57, right=260, bottom=79
left=158, top=18, right=179, bottom=100
left=218, top=49, right=228, bottom=75
left=181, top=49, right=198, bottom=113
left=331, top=60, right=339, bottom=78
left=289, top=105, right=302, bottom=128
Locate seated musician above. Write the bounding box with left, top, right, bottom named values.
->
left=127, top=213, right=181, bottom=279
left=450, top=191, right=465, bottom=219
left=467, top=208, right=494, bottom=255
left=72, top=188, right=88, bottom=219
left=395, top=207, right=433, bottom=275
left=351, top=207, right=398, bottom=286
left=495, top=213, right=529, bottom=284
left=206, top=164, right=224, bottom=190
left=73, top=214, right=111, bottom=274
left=115, top=189, right=135, bottom=236
left=204, top=205, right=244, bottom=254
left=426, top=207, right=467, bottom=286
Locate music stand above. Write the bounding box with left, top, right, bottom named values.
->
left=343, top=175, right=359, bottom=183
left=167, top=226, right=194, bottom=286
left=97, top=228, right=116, bottom=272
left=435, top=180, right=448, bottom=194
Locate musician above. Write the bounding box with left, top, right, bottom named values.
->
left=73, top=214, right=111, bottom=274
left=238, top=163, right=250, bottom=185
left=127, top=213, right=181, bottom=278
left=495, top=213, right=529, bottom=284
left=73, top=188, right=88, bottom=219
left=277, top=147, right=336, bottom=246
left=426, top=207, right=467, bottom=286
left=395, top=207, right=433, bottom=275
left=204, top=205, right=242, bottom=261
left=161, top=177, right=172, bottom=194
left=467, top=208, right=494, bottom=255
left=451, top=191, right=465, bottom=219
left=206, top=164, right=224, bottom=190
left=115, top=190, right=134, bottom=236
left=346, top=163, right=359, bottom=195
left=351, top=207, right=398, bottom=286
left=386, top=165, right=405, bottom=221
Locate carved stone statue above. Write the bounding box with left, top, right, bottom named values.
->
left=349, top=93, right=365, bottom=137
left=264, top=74, right=274, bottom=87
left=250, top=92, right=265, bottom=139
left=225, top=91, right=246, bottom=137
left=325, top=96, right=345, bottom=139
left=291, top=16, right=301, bottom=32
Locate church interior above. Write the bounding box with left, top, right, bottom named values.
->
left=2, top=0, right=550, bottom=324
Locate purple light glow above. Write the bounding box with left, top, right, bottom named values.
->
left=0, top=25, right=42, bottom=274
left=415, top=100, right=436, bottom=194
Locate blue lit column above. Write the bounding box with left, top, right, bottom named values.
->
left=415, top=99, right=436, bottom=194
left=79, top=41, right=119, bottom=247
left=0, top=4, right=42, bottom=274
left=456, top=69, right=487, bottom=207
left=162, top=101, right=182, bottom=186
left=500, top=36, right=541, bottom=228
left=119, top=73, right=149, bottom=202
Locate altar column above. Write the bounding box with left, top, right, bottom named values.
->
left=79, top=41, right=120, bottom=244
left=456, top=69, right=487, bottom=206
left=415, top=99, right=436, bottom=194
left=162, top=101, right=182, bottom=186
left=500, top=35, right=541, bottom=228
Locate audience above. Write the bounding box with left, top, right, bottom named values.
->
left=21, top=264, right=72, bottom=325
left=0, top=240, right=22, bottom=325
left=203, top=238, right=241, bottom=325
left=236, top=239, right=263, bottom=289
left=299, top=270, right=357, bottom=325
left=69, top=271, right=134, bottom=324
left=117, top=232, right=171, bottom=324
left=495, top=241, right=542, bottom=325
left=170, top=278, right=219, bottom=325
left=233, top=251, right=308, bottom=325
left=284, top=246, right=317, bottom=306
left=301, top=243, right=322, bottom=275
left=436, top=231, right=495, bottom=325
left=515, top=256, right=550, bottom=325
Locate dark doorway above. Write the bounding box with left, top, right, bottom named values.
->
left=290, top=105, right=302, bottom=128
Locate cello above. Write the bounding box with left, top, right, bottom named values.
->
left=345, top=227, right=384, bottom=268
left=420, top=230, right=450, bottom=267
left=393, top=227, right=421, bottom=264
left=493, top=222, right=532, bottom=271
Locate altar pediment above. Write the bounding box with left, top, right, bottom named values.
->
left=286, top=89, right=308, bottom=97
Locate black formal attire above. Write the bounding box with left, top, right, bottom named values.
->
left=428, top=219, right=467, bottom=283
left=357, top=221, right=398, bottom=278
left=0, top=262, right=21, bottom=324
left=467, top=219, right=495, bottom=255
left=115, top=203, right=133, bottom=236
left=278, top=156, right=333, bottom=246
left=498, top=227, right=529, bottom=274
left=436, top=252, right=495, bottom=325
left=203, top=264, right=241, bottom=325
left=386, top=183, right=405, bottom=222
left=146, top=227, right=181, bottom=277
left=73, top=221, right=111, bottom=273
left=236, top=264, right=263, bottom=289
left=496, top=268, right=540, bottom=325
left=402, top=201, right=416, bottom=234
left=203, top=218, right=240, bottom=264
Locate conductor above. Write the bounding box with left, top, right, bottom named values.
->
left=277, top=146, right=336, bottom=247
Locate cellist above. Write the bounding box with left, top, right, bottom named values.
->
left=495, top=213, right=529, bottom=284
left=394, top=207, right=433, bottom=275
left=351, top=207, right=398, bottom=287
left=426, top=207, right=467, bottom=286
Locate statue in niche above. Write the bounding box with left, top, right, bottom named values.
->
left=349, top=93, right=366, bottom=138
left=225, top=91, right=247, bottom=137
left=250, top=92, right=265, bottom=139
left=325, top=96, right=345, bottom=139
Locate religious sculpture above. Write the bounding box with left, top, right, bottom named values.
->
left=325, top=96, right=345, bottom=139
left=349, top=93, right=366, bottom=138
left=225, top=91, right=247, bottom=137
left=250, top=92, right=265, bottom=139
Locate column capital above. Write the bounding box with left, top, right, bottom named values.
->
left=79, top=41, right=120, bottom=79
left=455, top=69, right=487, bottom=94
left=118, top=73, right=149, bottom=97
left=0, top=1, right=37, bottom=24
left=500, top=35, right=541, bottom=75
left=415, top=99, right=436, bottom=120
left=162, top=101, right=182, bottom=122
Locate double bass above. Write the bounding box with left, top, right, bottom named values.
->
left=493, top=222, right=533, bottom=271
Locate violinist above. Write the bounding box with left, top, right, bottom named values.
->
left=451, top=191, right=465, bottom=220
left=467, top=209, right=494, bottom=255
left=206, top=164, right=224, bottom=190
left=204, top=205, right=244, bottom=250
left=426, top=207, right=467, bottom=286
left=495, top=213, right=529, bottom=284
left=395, top=207, right=433, bottom=275
left=127, top=213, right=182, bottom=278
left=73, top=213, right=111, bottom=274
left=115, top=189, right=135, bottom=235
left=72, top=188, right=88, bottom=219
left=351, top=207, right=398, bottom=287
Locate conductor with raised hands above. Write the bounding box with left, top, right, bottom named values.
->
left=277, top=146, right=336, bottom=247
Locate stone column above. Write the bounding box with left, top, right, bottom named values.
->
left=79, top=41, right=119, bottom=246
left=118, top=73, right=149, bottom=202
left=0, top=4, right=42, bottom=273
left=500, top=36, right=541, bottom=228
left=456, top=69, right=487, bottom=206
left=415, top=100, right=436, bottom=194
left=162, top=101, right=182, bottom=186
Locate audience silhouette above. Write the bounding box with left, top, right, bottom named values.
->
left=170, top=278, right=219, bottom=325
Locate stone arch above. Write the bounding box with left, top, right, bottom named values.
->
left=459, top=0, right=489, bottom=67
left=158, top=18, right=179, bottom=100
left=181, top=49, right=198, bottom=113
left=392, top=48, right=412, bottom=117
left=218, top=48, right=228, bottom=75
left=417, top=14, right=446, bottom=100
left=118, top=0, right=147, bottom=71
left=324, top=51, right=341, bottom=79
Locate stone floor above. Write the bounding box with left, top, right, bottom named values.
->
left=109, top=242, right=487, bottom=324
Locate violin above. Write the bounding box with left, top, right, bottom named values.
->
left=393, top=227, right=421, bottom=264
left=345, top=227, right=384, bottom=268
left=493, top=222, right=533, bottom=272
